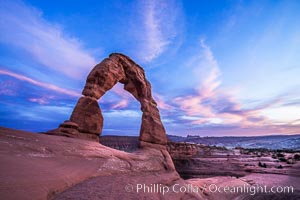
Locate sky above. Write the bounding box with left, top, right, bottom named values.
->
left=0, top=0, right=299, bottom=137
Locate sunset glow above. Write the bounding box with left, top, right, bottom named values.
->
left=0, top=0, right=299, bottom=136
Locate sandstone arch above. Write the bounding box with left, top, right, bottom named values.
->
left=49, top=53, right=167, bottom=146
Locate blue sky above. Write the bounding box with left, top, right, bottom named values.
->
left=0, top=0, right=299, bottom=136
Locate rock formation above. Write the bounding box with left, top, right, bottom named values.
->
left=48, top=53, right=167, bottom=146
left=0, top=127, right=195, bottom=200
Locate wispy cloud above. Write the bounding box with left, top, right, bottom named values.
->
left=107, top=83, right=134, bottom=109
left=136, top=0, right=182, bottom=62
left=109, top=85, right=174, bottom=110
left=168, top=37, right=299, bottom=136
left=173, top=39, right=276, bottom=128
left=111, top=99, right=129, bottom=109
left=197, top=39, right=221, bottom=98
left=153, top=93, right=173, bottom=110
left=103, top=110, right=141, bottom=118
left=16, top=105, right=73, bottom=122
left=174, top=39, right=221, bottom=118
left=0, top=80, right=18, bottom=96
left=0, top=69, right=81, bottom=97
left=110, top=83, right=134, bottom=99
left=0, top=0, right=97, bottom=79
left=28, top=95, right=55, bottom=105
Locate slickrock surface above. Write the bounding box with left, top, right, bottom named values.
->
left=0, top=127, right=177, bottom=200
left=49, top=53, right=167, bottom=145
left=53, top=172, right=199, bottom=200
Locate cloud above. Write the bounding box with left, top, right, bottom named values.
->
left=170, top=124, right=300, bottom=137
left=104, top=83, right=134, bottom=109
left=108, top=84, right=173, bottom=110
left=172, top=39, right=273, bottom=128
left=174, top=38, right=221, bottom=117
left=0, top=0, right=97, bottom=79
left=103, top=110, right=141, bottom=118
left=0, top=80, right=18, bottom=96
left=261, top=105, right=300, bottom=124
left=16, top=105, right=73, bottom=122
left=153, top=93, right=173, bottom=110
left=197, top=39, right=222, bottom=98
left=110, top=83, right=134, bottom=99
left=111, top=99, right=129, bottom=109
left=28, top=97, right=48, bottom=105
left=0, top=69, right=81, bottom=97
left=28, top=95, right=54, bottom=105
left=135, top=0, right=182, bottom=62
left=169, top=38, right=300, bottom=135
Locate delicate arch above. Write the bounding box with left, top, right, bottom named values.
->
left=49, top=53, right=167, bottom=146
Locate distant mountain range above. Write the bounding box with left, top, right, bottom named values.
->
left=167, top=134, right=300, bottom=150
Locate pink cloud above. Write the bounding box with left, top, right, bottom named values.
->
left=173, top=39, right=221, bottom=118
left=196, top=39, right=221, bottom=99
left=0, top=80, right=18, bottom=96
left=0, top=1, right=97, bottom=79
left=28, top=95, right=55, bottom=105
left=110, top=83, right=133, bottom=99
left=178, top=125, right=300, bottom=137
left=173, top=39, right=275, bottom=128
left=105, top=83, right=134, bottom=109
left=153, top=93, right=173, bottom=110
left=111, top=99, right=129, bottom=109
left=174, top=95, right=215, bottom=117
left=0, top=69, right=81, bottom=97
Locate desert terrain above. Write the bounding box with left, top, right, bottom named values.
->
left=101, top=135, right=300, bottom=199
left=1, top=127, right=300, bottom=199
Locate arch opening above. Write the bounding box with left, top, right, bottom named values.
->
left=99, top=83, right=141, bottom=152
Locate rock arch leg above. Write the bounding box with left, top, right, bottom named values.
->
left=70, top=96, right=103, bottom=138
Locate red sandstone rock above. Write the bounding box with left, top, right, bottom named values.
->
left=0, top=127, right=183, bottom=200
left=70, top=96, right=103, bottom=135
left=49, top=53, right=167, bottom=145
